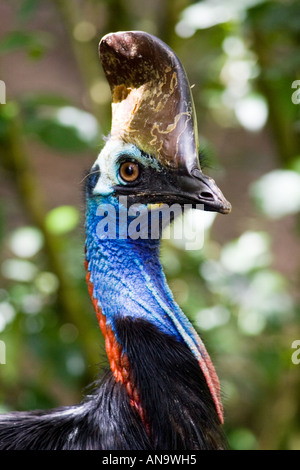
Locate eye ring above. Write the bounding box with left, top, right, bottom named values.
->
left=119, top=161, right=140, bottom=183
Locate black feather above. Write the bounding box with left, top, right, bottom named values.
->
left=83, top=164, right=101, bottom=197
left=0, top=318, right=226, bottom=450
left=0, top=372, right=150, bottom=450
left=115, top=317, right=227, bottom=450
left=198, top=148, right=213, bottom=170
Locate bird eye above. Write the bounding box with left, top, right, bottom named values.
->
left=119, top=161, right=140, bottom=183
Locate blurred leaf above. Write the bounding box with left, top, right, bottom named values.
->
left=220, top=231, right=271, bottom=274
left=251, top=170, right=300, bottom=219
left=22, top=103, right=100, bottom=153
left=17, top=0, right=40, bottom=22
left=0, top=101, right=19, bottom=121
left=45, top=206, right=80, bottom=235
left=289, top=156, right=300, bottom=174
left=0, top=102, right=20, bottom=140
left=176, top=0, right=267, bottom=34
left=8, top=226, right=44, bottom=258
left=24, top=116, right=96, bottom=152
left=247, top=0, right=300, bottom=34
left=0, top=116, right=10, bottom=140
left=1, top=259, right=38, bottom=282
left=21, top=93, right=72, bottom=110
left=228, top=428, right=258, bottom=450
left=0, top=30, right=51, bottom=58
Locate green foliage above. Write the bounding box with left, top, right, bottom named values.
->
left=17, top=0, right=40, bottom=22
left=0, top=30, right=51, bottom=59
left=45, top=206, right=80, bottom=235
left=21, top=97, right=101, bottom=153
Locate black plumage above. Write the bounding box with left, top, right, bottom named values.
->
left=0, top=319, right=226, bottom=450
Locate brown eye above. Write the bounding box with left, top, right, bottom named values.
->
left=119, top=161, right=140, bottom=182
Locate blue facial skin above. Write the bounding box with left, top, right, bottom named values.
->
left=84, top=141, right=209, bottom=363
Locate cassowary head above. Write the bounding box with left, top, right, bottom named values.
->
left=86, top=31, right=231, bottom=221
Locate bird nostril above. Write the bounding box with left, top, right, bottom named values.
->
left=200, top=191, right=214, bottom=200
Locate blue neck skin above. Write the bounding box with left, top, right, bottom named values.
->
left=85, top=194, right=207, bottom=360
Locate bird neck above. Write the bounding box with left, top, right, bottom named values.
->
left=85, top=195, right=223, bottom=424
left=86, top=196, right=182, bottom=339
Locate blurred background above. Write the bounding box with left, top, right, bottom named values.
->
left=0, top=0, right=300, bottom=450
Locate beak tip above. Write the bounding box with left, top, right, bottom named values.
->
left=192, top=169, right=231, bottom=215
left=220, top=201, right=232, bottom=214
left=204, top=200, right=232, bottom=215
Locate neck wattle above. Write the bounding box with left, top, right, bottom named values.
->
left=84, top=195, right=223, bottom=424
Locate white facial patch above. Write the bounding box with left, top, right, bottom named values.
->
left=92, top=139, right=161, bottom=196
left=92, top=140, right=121, bottom=196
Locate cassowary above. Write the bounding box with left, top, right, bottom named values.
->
left=0, top=31, right=231, bottom=450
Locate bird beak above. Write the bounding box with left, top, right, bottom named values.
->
left=168, top=168, right=231, bottom=214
